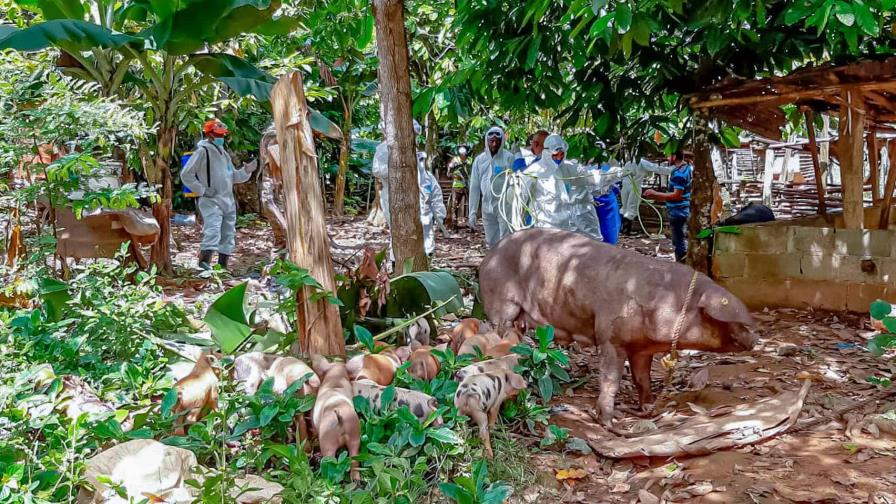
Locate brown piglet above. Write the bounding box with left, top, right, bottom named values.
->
left=406, top=341, right=443, bottom=381
left=311, top=355, right=361, bottom=481
left=173, top=353, right=220, bottom=435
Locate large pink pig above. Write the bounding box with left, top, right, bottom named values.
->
left=479, top=228, right=757, bottom=425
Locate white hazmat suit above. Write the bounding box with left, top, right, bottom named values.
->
left=372, top=120, right=423, bottom=227
left=469, top=126, right=515, bottom=248
left=521, top=135, right=573, bottom=231
left=619, top=158, right=673, bottom=221
left=180, top=140, right=253, bottom=255
left=416, top=152, right=447, bottom=255
left=559, top=160, right=603, bottom=240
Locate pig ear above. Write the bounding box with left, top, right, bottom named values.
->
left=508, top=372, right=527, bottom=390
left=410, top=340, right=423, bottom=351
left=698, top=286, right=753, bottom=325
left=311, top=354, right=332, bottom=376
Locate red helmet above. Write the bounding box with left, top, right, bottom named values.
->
left=203, top=119, right=229, bottom=137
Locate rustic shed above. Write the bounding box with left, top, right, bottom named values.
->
left=689, top=57, right=896, bottom=311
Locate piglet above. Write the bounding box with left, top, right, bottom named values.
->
left=232, top=352, right=278, bottom=395
left=454, top=368, right=527, bottom=458
left=455, top=354, right=521, bottom=381
left=480, top=228, right=758, bottom=426
left=346, top=345, right=412, bottom=386
left=448, top=318, right=487, bottom=353
left=312, top=355, right=361, bottom=481
left=173, top=353, right=220, bottom=435
left=406, top=341, right=443, bottom=381
left=352, top=379, right=442, bottom=425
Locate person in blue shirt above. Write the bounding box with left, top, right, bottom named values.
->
left=643, top=150, right=692, bottom=262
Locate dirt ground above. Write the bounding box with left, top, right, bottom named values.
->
left=171, top=214, right=896, bottom=504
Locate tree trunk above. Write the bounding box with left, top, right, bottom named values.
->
left=150, top=123, right=175, bottom=275
left=372, top=0, right=427, bottom=271
left=686, top=110, right=715, bottom=274
left=334, top=102, right=352, bottom=216
left=271, top=71, right=345, bottom=357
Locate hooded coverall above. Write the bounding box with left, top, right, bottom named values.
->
left=469, top=127, right=515, bottom=248
left=180, top=140, right=253, bottom=255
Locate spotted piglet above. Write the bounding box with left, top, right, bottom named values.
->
left=454, top=368, right=527, bottom=458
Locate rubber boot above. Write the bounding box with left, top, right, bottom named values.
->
left=621, top=217, right=633, bottom=236
left=217, top=253, right=230, bottom=271
left=198, top=250, right=214, bottom=270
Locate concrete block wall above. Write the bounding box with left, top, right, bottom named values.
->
left=714, top=222, right=896, bottom=313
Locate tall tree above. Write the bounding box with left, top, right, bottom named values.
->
left=1, top=0, right=302, bottom=273
left=372, top=0, right=427, bottom=271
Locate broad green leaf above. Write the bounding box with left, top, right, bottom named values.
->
left=253, top=16, right=302, bottom=36
left=259, top=404, right=278, bottom=426
left=428, top=427, right=462, bottom=444
left=203, top=282, right=252, bottom=354
left=482, top=484, right=512, bottom=504
left=354, top=325, right=375, bottom=350
left=834, top=3, right=855, bottom=27
left=35, top=0, right=85, bottom=20
left=157, top=0, right=277, bottom=55
left=231, top=417, right=261, bottom=438
left=438, top=483, right=472, bottom=504
left=161, top=388, right=178, bottom=416
left=614, top=3, right=632, bottom=31
left=525, top=34, right=541, bottom=69
left=868, top=334, right=896, bottom=356
left=883, top=317, right=896, bottom=333
left=473, top=460, right=488, bottom=493
left=630, top=17, right=650, bottom=46
left=356, top=11, right=374, bottom=49
left=38, top=277, right=70, bottom=322
left=720, top=127, right=740, bottom=148
left=591, top=0, right=607, bottom=14
left=538, top=374, right=554, bottom=402
left=0, top=20, right=140, bottom=51
left=870, top=300, right=892, bottom=320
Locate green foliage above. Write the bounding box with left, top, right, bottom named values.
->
left=204, top=282, right=255, bottom=354
left=867, top=300, right=896, bottom=386
left=511, top=326, right=570, bottom=403
left=439, top=460, right=512, bottom=504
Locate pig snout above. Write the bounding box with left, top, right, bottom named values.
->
left=720, top=323, right=758, bottom=352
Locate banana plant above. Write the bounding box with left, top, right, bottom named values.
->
left=0, top=0, right=338, bottom=272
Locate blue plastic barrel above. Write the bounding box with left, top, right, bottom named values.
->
left=595, top=187, right=621, bottom=245
left=180, top=152, right=198, bottom=197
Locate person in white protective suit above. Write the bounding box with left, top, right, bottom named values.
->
left=180, top=119, right=255, bottom=270
left=619, top=158, right=674, bottom=235
left=559, top=158, right=603, bottom=241
left=520, top=134, right=574, bottom=231
left=469, top=126, right=516, bottom=248
left=416, top=151, right=448, bottom=255
left=372, top=120, right=423, bottom=227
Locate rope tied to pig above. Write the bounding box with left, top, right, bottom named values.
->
left=661, top=270, right=700, bottom=383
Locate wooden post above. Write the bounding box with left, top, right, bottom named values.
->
left=803, top=109, right=826, bottom=216
left=837, top=90, right=866, bottom=229
left=373, top=0, right=428, bottom=271
left=879, top=141, right=896, bottom=229
left=271, top=72, right=345, bottom=357
left=868, top=131, right=880, bottom=203
left=686, top=109, right=716, bottom=274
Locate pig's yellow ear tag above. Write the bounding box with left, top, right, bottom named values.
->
left=720, top=297, right=729, bottom=306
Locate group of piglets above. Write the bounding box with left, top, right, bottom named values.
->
left=170, top=317, right=528, bottom=481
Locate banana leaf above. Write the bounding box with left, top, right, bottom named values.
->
left=0, top=20, right=139, bottom=51
left=203, top=282, right=254, bottom=354
left=386, top=271, right=463, bottom=319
